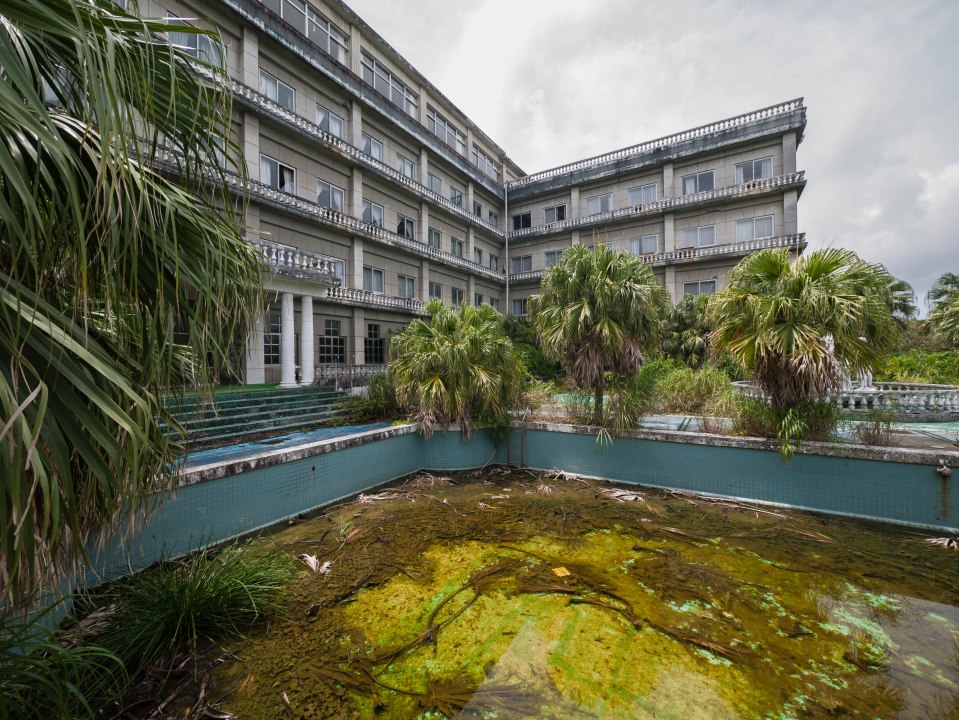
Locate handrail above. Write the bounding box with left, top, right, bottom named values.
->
left=325, top=286, right=428, bottom=314
left=250, top=237, right=342, bottom=283
left=508, top=173, right=805, bottom=240
left=509, top=99, right=805, bottom=188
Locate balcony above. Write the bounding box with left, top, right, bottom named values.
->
left=218, top=0, right=505, bottom=198
left=508, top=99, right=806, bottom=194
left=230, top=79, right=504, bottom=238
left=508, top=173, right=806, bottom=241
left=507, top=234, right=806, bottom=283
left=325, top=286, right=428, bottom=315
left=152, top=147, right=504, bottom=284
left=250, top=237, right=342, bottom=285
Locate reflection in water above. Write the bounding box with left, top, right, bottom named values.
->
left=206, top=468, right=959, bottom=719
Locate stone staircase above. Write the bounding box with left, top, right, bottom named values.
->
left=164, top=385, right=348, bottom=450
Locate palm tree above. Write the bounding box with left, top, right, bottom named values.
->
left=0, top=1, right=261, bottom=608
left=927, top=272, right=959, bottom=309
left=390, top=300, right=522, bottom=439
left=883, top=274, right=917, bottom=327
left=662, top=294, right=711, bottom=368
left=708, top=248, right=896, bottom=411
left=529, top=243, right=669, bottom=425
left=927, top=271, right=959, bottom=346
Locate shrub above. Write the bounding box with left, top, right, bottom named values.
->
left=875, top=349, right=959, bottom=385
left=733, top=396, right=842, bottom=462
left=339, top=373, right=403, bottom=424
left=851, top=409, right=895, bottom=447
left=0, top=608, right=125, bottom=719
left=79, top=543, right=296, bottom=681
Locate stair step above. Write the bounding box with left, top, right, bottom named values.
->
left=184, top=413, right=348, bottom=451
left=165, top=397, right=345, bottom=428
left=170, top=409, right=344, bottom=441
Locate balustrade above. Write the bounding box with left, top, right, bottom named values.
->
left=325, top=287, right=428, bottom=314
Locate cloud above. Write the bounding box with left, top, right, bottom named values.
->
left=346, top=0, right=959, bottom=301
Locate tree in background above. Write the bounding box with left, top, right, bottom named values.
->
left=662, top=294, right=711, bottom=368
left=0, top=1, right=261, bottom=608
left=708, top=248, right=896, bottom=412
left=928, top=271, right=959, bottom=347
left=390, top=300, right=522, bottom=438
left=530, top=243, right=669, bottom=426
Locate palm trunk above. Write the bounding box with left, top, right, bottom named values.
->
left=593, top=376, right=605, bottom=426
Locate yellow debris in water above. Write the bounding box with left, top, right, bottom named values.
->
left=552, top=566, right=571, bottom=577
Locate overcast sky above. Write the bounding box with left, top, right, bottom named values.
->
left=348, top=0, right=958, bottom=308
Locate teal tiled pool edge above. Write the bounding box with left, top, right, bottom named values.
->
left=93, top=422, right=957, bottom=582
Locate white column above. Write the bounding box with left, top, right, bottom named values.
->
left=242, top=312, right=265, bottom=385
left=299, top=296, right=314, bottom=386
left=279, top=292, right=297, bottom=388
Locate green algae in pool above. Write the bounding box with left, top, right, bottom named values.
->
left=207, top=468, right=959, bottom=719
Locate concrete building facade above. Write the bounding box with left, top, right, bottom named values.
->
left=137, top=0, right=807, bottom=384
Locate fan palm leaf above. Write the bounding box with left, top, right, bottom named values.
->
left=0, top=0, right=261, bottom=608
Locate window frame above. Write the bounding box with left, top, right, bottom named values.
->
left=629, top=234, right=658, bottom=255
left=586, top=193, right=612, bottom=215
left=428, top=227, right=442, bottom=249
left=511, top=212, right=532, bottom=231
left=627, top=183, right=657, bottom=206
left=512, top=298, right=528, bottom=317
left=362, top=199, right=384, bottom=226
left=683, top=280, right=717, bottom=297
left=511, top=255, right=532, bottom=274
left=426, top=106, right=467, bottom=155
left=315, top=102, right=345, bottom=139
left=428, top=281, right=443, bottom=299
left=396, top=153, right=415, bottom=180
left=450, top=186, right=463, bottom=207
left=544, top=249, right=562, bottom=267
left=362, top=265, right=385, bottom=294
left=316, top=178, right=345, bottom=212
left=361, top=54, right=418, bottom=118
left=735, top=215, right=775, bottom=242
left=451, top=237, right=464, bottom=258
left=681, top=170, right=715, bottom=196
left=396, top=214, right=415, bottom=240
left=735, top=156, right=774, bottom=184
left=318, top=319, right=345, bottom=365
left=397, top=274, right=416, bottom=299
left=681, top=224, right=717, bottom=248
left=451, top=287, right=465, bottom=306
left=473, top=247, right=483, bottom=264
left=260, top=154, right=296, bottom=194
left=544, top=204, right=567, bottom=224
left=471, top=144, right=501, bottom=181
left=258, top=69, right=295, bottom=111
left=361, top=132, right=383, bottom=161
left=427, top=173, right=442, bottom=195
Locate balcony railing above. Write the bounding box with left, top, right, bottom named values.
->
left=153, top=146, right=505, bottom=284
left=507, top=234, right=806, bottom=283
left=639, top=233, right=805, bottom=267
left=508, top=173, right=806, bottom=240
left=315, top=363, right=388, bottom=388
left=230, top=79, right=504, bottom=238
left=508, top=99, right=805, bottom=189
left=250, top=237, right=342, bottom=284
left=219, top=0, right=506, bottom=198
left=325, top=286, right=428, bottom=315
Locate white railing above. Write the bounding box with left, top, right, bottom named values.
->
left=508, top=173, right=805, bottom=240
left=733, top=381, right=959, bottom=419
left=509, top=98, right=805, bottom=188
left=230, top=79, right=504, bottom=238
left=507, top=235, right=805, bottom=282
left=249, top=238, right=341, bottom=281
left=326, top=286, right=428, bottom=314
left=314, top=363, right=388, bottom=387
left=640, top=234, right=805, bottom=267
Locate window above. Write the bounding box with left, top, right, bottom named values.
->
left=735, top=157, right=773, bottom=184
left=396, top=214, right=415, bottom=240
left=428, top=227, right=441, bottom=249
left=474, top=293, right=484, bottom=306
left=328, top=258, right=345, bottom=282
left=427, top=107, right=466, bottom=155
left=362, top=199, right=383, bottom=226
left=397, top=274, right=415, bottom=298
left=545, top=250, right=562, bottom=267
left=490, top=298, right=500, bottom=311
left=450, top=186, right=463, bottom=207
left=474, top=248, right=483, bottom=264
left=168, top=17, right=223, bottom=67
left=365, top=323, right=385, bottom=364
left=318, top=320, right=345, bottom=365
left=683, top=280, right=717, bottom=297
left=472, top=145, right=501, bottom=181
left=264, top=313, right=281, bottom=364
left=315, top=103, right=344, bottom=139
left=512, top=212, right=531, bottom=231
left=259, top=70, right=294, bottom=111
left=586, top=193, right=612, bottom=215
left=316, top=179, right=344, bottom=212
left=629, top=234, right=658, bottom=255
left=489, top=254, right=499, bottom=272
left=473, top=200, right=482, bottom=217
left=428, top=173, right=442, bottom=194
left=544, top=204, right=567, bottom=224
left=682, top=170, right=715, bottom=196
left=362, top=132, right=383, bottom=161
left=268, top=1, right=349, bottom=64
left=363, top=266, right=384, bottom=293
left=736, top=215, right=774, bottom=242
left=361, top=54, right=418, bottom=117
left=512, top=298, right=528, bottom=317
left=488, top=211, right=499, bottom=228
left=451, top=237, right=464, bottom=258
left=451, top=287, right=465, bottom=305
left=397, top=153, right=415, bottom=179
left=681, top=225, right=717, bottom=248
left=627, top=184, right=656, bottom=206
left=429, top=281, right=443, bottom=299
left=260, top=155, right=296, bottom=193
left=511, top=255, right=532, bottom=273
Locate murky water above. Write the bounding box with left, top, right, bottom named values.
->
left=208, top=468, right=959, bottom=719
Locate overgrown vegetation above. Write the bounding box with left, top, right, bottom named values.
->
left=338, top=373, right=404, bottom=424
left=732, top=396, right=842, bottom=459
left=875, top=349, right=959, bottom=385
left=390, top=300, right=522, bottom=438
left=503, top=317, right=562, bottom=381
left=850, top=409, right=894, bottom=447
